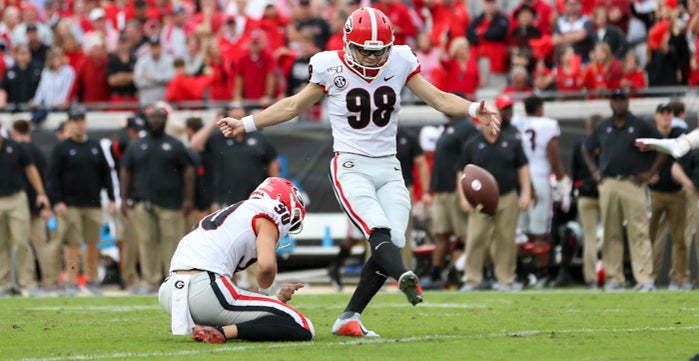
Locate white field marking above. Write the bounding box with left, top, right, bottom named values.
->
left=26, top=302, right=695, bottom=313
left=26, top=305, right=161, bottom=312
left=11, top=325, right=699, bottom=361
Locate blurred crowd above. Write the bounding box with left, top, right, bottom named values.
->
left=0, top=0, right=698, bottom=118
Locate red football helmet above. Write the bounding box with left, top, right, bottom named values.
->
left=250, top=177, right=306, bottom=234
left=343, top=7, right=394, bottom=80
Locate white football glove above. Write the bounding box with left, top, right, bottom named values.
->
left=557, top=176, right=572, bottom=213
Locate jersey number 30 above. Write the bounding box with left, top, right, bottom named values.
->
left=346, top=86, right=396, bottom=129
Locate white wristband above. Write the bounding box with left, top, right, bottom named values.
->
left=241, top=115, right=257, bottom=133
left=468, top=102, right=479, bottom=118
left=258, top=286, right=272, bottom=295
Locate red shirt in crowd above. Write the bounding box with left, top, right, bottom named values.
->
left=416, top=1, right=470, bottom=48
left=70, top=55, right=111, bottom=104
left=218, top=35, right=244, bottom=64
left=622, top=69, right=647, bottom=90
left=0, top=55, right=5, bottom=80
left=502, top=84, right=533, bottom=95
left=165, top=72, right=212, bottom=103
left=65, top=49, right=85, bottom=71
left=582, top=60, right=623, bottom=94
left=189, top=12, right=225, bottom=36
left=372, top=1, right=418, bottom=45
left=236, top=50, right=277, bottom=101
left=441, top=57, right=480, bottom=98
left=556, top=65, right=584, bottom=94
left=470, top=15, right=510, bottom=73
left=216, top=18, right=260, bottom=61
left=206, top=58, right=236, bottom=101
left=103, top=2, right=137, bottom=31
left=259, top=14, right=289, bottom=52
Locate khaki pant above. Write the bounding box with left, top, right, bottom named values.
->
left=63, top=207, right=103, bottom=245
left=63, top=207, right=103, bottom=283
left=431, top=192, right=468, bottom=237
left=29, top=214, right=62, bottom=288
left=464, top=191, right=519, bottom=286
left=0, top=191, right=32, bottom=291
left=117, top=212, right=140, bottom=288
left=577, top=196, right=601, bottom=284
left=132, top=202, right=184, bottom=289
left=598, top=178, right=654, bottom=285
left=649, top=190, right=689, bottom=283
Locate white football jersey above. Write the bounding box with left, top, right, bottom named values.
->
left=512, top=116, right=561, bottom=178
left=309, top=45, right=421, bottom=157
left=169, top=198, right=292, bottom=277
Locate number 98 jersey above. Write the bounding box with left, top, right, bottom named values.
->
left=309, top=45, right=421, bottom=157
left=169, top=198, right=292, bottom=277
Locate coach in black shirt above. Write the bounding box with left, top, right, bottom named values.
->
left=0, top=44, right=42, bottom=111
left=11, top=119, right=61, bottom=293
left=49, top=107, right=115, bottom=295
left=0, top=123, right=49, bottom=295
left=190, top=108, right=278, bottom=207
left=647, top=103, right=692, bottom=289
left=120, top=104, right=194, bottom=294
left=581, top=89, right=666, bottom=292
left=457, top=121, right=531, bottom=291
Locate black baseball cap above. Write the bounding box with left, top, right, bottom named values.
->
left=126, top=116, right=145, bottom=130
left=67, top=106, right=86, bottom=120
left=610, top=88, right=628, bottom=100
left=656, top=103, right=672, bottom=113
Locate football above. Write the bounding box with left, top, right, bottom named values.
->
left=460, top=164, right=500, bottom=216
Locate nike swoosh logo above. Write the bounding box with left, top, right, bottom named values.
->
left=383, top=75, right=395, bottom=81
left=394, top=167, right=400, bottom=171
left=374, top=241, right=390, bottom=251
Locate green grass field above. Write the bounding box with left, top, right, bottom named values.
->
left=1, top=288, right=698, bottom=361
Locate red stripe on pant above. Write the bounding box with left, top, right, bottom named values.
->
left=219, top=276, right=311, bottom=332
left=331, top=153, right=371, bottom=235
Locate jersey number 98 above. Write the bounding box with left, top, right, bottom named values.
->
left=346, top=86, right=396, bottom=129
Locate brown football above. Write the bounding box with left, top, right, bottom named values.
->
left=460, top=164, right=500, bottom=216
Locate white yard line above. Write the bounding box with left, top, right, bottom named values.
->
left=27, top=305, right=162, bottom=312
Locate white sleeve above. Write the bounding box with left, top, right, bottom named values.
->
left=308, top=52, right=329, bottom=88
left=392, top=45, right=420, bottom=77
